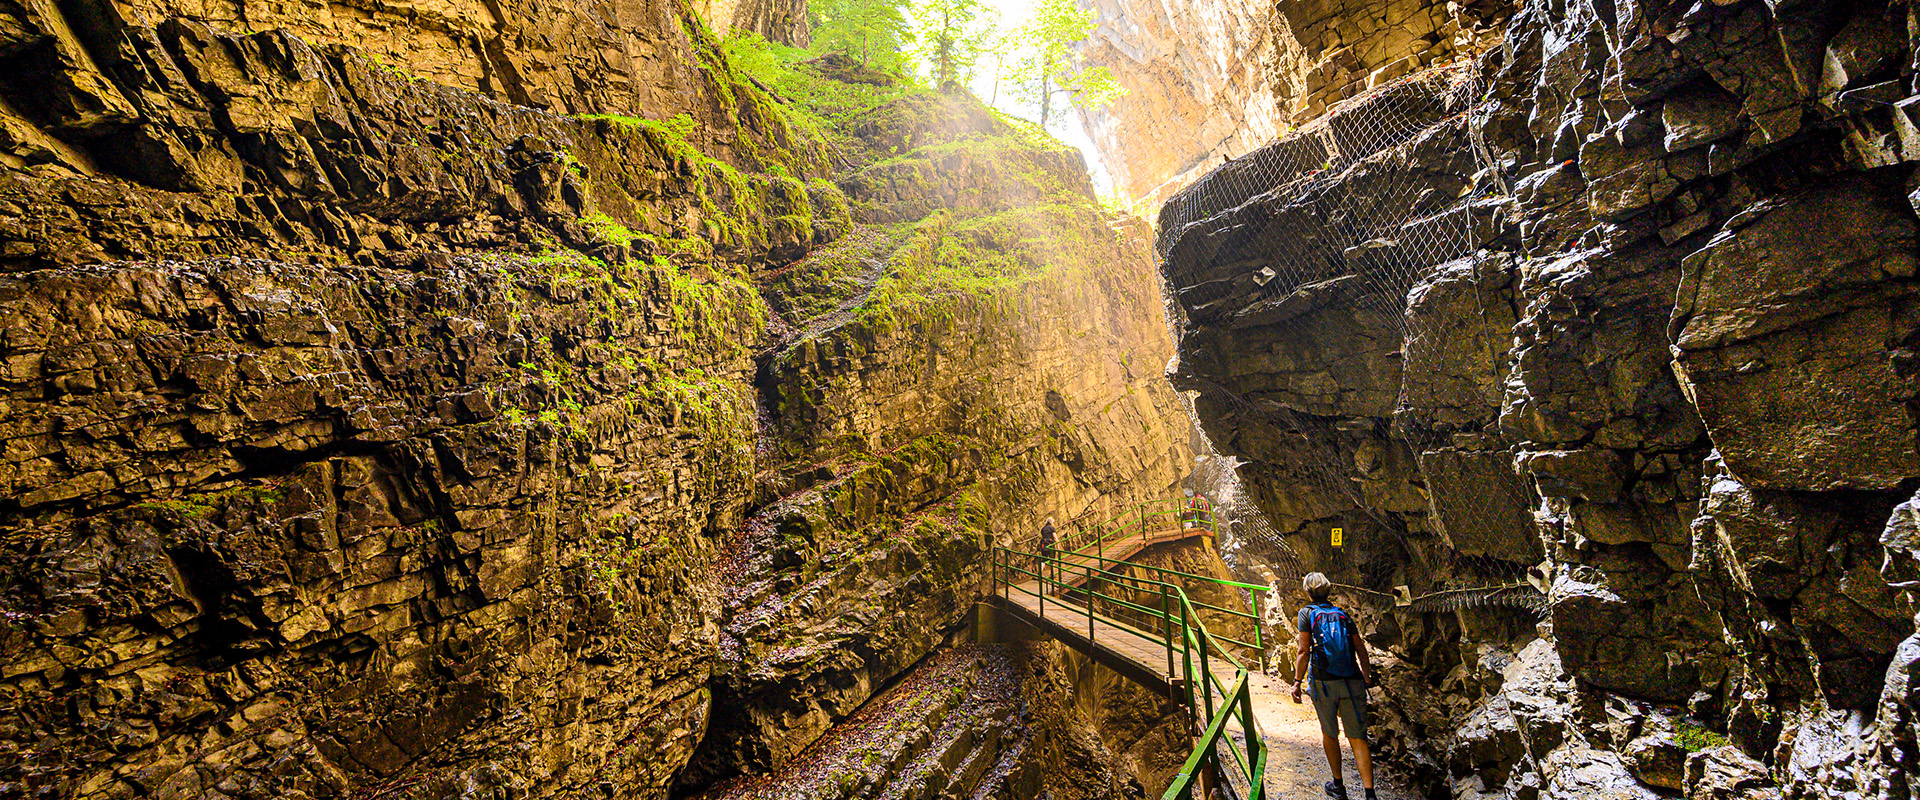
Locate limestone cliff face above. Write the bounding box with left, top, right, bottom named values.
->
left=1075, top=0, right=1289, bottom=206
left=694, top=0, right=811, bottom=45
left=682, top=94, right=1197, bottom=792
left=1078, top=0, right=1507, bottom=206
left=1150, top=0, right=1920, bottom=796
left=0, top=2, right=1194, bottom=799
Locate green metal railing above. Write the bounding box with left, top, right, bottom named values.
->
left=992, top=542, right=1268, bottom=800
left=1068, top=550, right=1270, bottom=670
left=1028, top=497, right=1219, bottom=562
left=1019, top=498, right=1267, bottom=671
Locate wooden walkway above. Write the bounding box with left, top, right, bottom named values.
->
left=991, top=524, right=1426, bottom=799
left=991, top=581, right=1192, bottom=692
left=995, top=524, right=1228, bottom=690
left=1048, top=526, right=1215, bottom=588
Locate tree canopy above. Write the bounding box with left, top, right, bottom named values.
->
left=910, top=0, right=996, bottom=90
left=809, top=0, right=914, bottom=73
left=1005, top=0, right=1124, bottom=129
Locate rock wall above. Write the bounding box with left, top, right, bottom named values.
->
left=1151, top=0, right=1920, bottom=796
left=0, top=1, right=1199, bottom=798
left=691, top=639, right=1187, bottom=800
left=693, top=0, right=811, bottom=45
left=683, top=97, right=1198, bottom=787
left=1077, top=0, right=1507, bottom=206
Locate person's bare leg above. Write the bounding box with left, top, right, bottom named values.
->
left=1349, top=736, right=1374, bottom=789
left=1322, top=733, right=1343, bottom=777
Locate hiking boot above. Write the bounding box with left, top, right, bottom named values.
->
left=1324, top=781, right=1349, bottom=800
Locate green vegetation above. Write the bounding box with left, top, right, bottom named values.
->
left=809, top=0, right=914, bottom=73
left=578, top=519, right=691, bottom=618
left=859, top=201, right=1115, bottom=330
left=574, top=112, right=645, bottom=129
left=136, top=484, right=287, bottom=521
left=723, top=34, right=923, bottom=139
left=581, top=106, right=825, bottom=258
left=910, top=0, right=995, bottom=90
left=1673, top=721, right=1729, bottom=752
left=1006, top=0, right=1125, bottom=130
left=362, top=51, right=423, bottom=83
left=762, top=224, right=907, bottom=322
left=582, top=213, right=641, bottom=248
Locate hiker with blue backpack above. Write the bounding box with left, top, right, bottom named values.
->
left=1291, top=572, right=1377, bottom=800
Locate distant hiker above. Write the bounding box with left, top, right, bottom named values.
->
left=1291, top=572, right=1377, bottom=800
left=1184, top=492, right=1213, bottom=529
left=1038, top=517, right=1057, bottom=575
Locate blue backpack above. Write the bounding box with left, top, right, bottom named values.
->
left=1306, top=603, right=1360, bottom=679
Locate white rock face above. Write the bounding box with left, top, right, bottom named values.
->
left=1077, top=0, right=1290, bottom=209
left=1077, top=0, right=1501, bottom=207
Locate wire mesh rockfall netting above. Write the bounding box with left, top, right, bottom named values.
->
left=1164, top=60, right=1546, bottom=612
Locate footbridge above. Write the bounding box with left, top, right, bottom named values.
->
left=985, top=499, right=1274, bottom=800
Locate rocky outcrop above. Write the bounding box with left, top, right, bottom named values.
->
left=1078, top=0, right=1509, bottom=206
left=1148, top=0, right=1920, bottom=795
left=694, top=0, right=811, bottom=46
left=692, top=639, right=1188, bottom=800
left=0, top=253, right=758, bottom=798
left=0, top=0, right=762, bottom=142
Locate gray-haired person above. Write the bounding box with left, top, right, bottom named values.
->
left=1291, top=572, right=1376, bottom=800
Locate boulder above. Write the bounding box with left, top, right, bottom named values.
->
left=1686, top=745, right=1781, bottom=800
left=1670, top=180, right=1920, bottom=492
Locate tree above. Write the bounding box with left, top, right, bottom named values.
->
left=910, top=0, right=995, bottom=90
left=809, top=0, right=913, bottom=73
left=1007, top=0, right=1124, bottom=129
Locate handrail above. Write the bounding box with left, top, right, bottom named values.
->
left=990, top=540, right=1267, bottom=799
left=1167, top=673, right=1267, bottom=800
left=1055, top=541, right=1269, bottom=669
left=1071, top=549, right=1271, bottom=593
left=1023, top=496, right=1221, bottom=558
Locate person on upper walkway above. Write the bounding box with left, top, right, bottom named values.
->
left=1183, top=492, right=1213, bottom=529
left=1291, top=572, right=1377, bottom=800
left=1038, top=518, right=1056, bottom=557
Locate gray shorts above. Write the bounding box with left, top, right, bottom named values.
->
left=1310, top=678, right=1370, bottom=739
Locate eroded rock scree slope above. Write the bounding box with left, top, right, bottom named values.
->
left=1134, top=0, right=1920, bottom=795
left=0, top=1, right=1203, bottom=798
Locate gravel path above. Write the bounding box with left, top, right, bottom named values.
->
left=1239, top=672, right=1425, bottom=800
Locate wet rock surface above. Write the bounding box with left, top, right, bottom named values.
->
left=1133, top=0, right=1920, bottom=793
left=0, top=1, right=1198, bottom=798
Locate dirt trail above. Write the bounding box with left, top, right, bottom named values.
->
left=1232, top=673, right=1424, bottom=800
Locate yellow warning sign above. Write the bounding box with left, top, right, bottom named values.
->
left=1331, top=527, right=1344, bottom=547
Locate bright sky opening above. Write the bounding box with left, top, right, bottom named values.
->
left=939, top=0, right=1116, bottom=194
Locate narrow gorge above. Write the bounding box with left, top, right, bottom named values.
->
left=1, top=0, right=1916, bottom=797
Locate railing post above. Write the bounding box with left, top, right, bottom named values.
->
left=1240, top=677, right=1263, bottom=795
left=1038, top=544, right=1046, bottom=621
left=1251, top=589, right=1266, bottom=674
left=1161, top=582, right=1175, bottom=699
left=1199, top=618, right=1214, bottom=726
left=1180, top=601, right=1196, bottom=731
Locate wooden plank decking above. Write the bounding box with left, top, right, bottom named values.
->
left=990, top=584, right=1184, bottom=692
left=1048, top=526, right=1215, bottom=588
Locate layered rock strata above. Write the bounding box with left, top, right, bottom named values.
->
left=0, top=1, right=1197, bottom=798
left=1078, top=0, right=1509, bottom=206
left=1149, top=0, right=1920, bottom=796
left=694, top=639, right=1191, bottom=800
